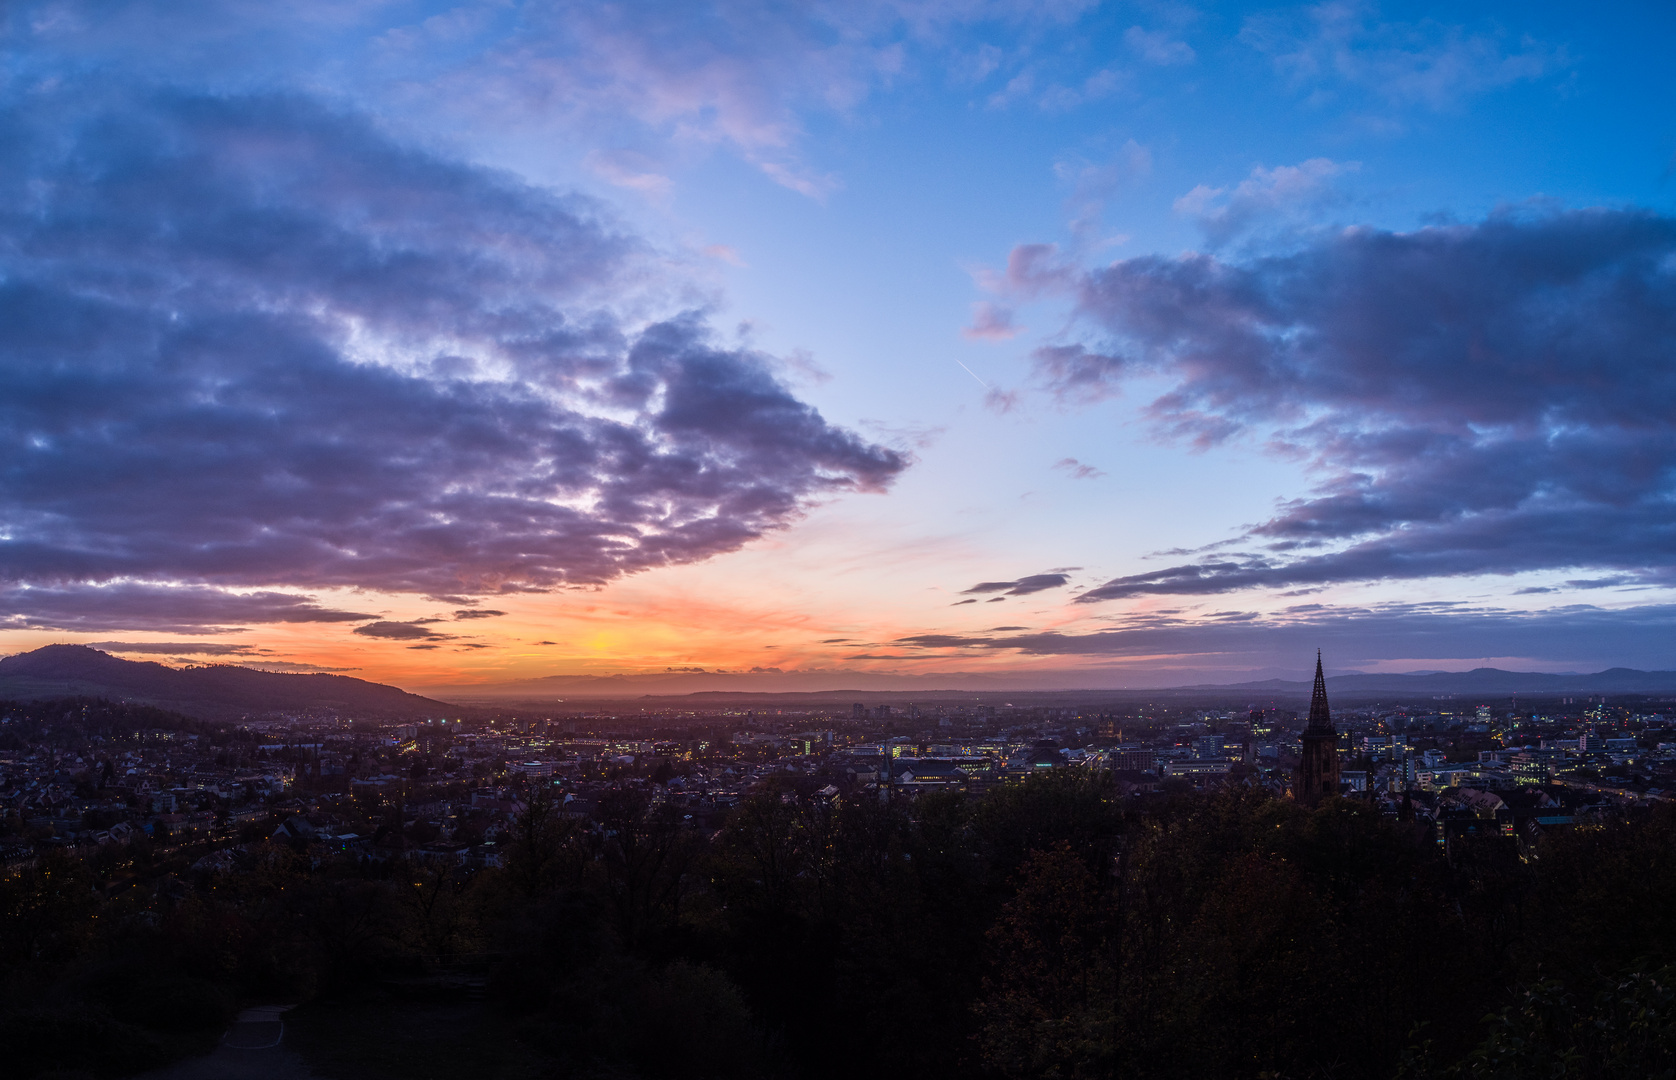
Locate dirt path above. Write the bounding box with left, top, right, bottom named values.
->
left=133, top=1006, right=317, bottom=1080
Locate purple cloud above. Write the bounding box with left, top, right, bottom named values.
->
left=892, top=602, right=1676, bottom=671
left=963, top=302, right=1020, bottom=341
left=1052, top=457, right=1105, bottom=480
left=962, top=573, right=1072, bottom=596
left=85, top=641, right=267, bottom=656
left=239, top=661, right=359, bottom=673
left=0, top=583, right=371, bottom=634
left=353, top=622, right=455, bottom=641
left=0, top=86, right=904, bottom=629
left=1020, top=208, right=1676, bottom=601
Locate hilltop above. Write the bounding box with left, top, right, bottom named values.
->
left=0, top=644, right=459, bottom=721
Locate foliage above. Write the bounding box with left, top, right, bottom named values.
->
left=5, top=778, right=1676, bottom=1080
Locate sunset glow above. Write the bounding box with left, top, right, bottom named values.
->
left=3, top=1, right=1674, bottom=688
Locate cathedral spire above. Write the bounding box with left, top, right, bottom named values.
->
left=1296, top=649, right=1341, bottom=804
left=1306, top=649, right=1334, bottom=734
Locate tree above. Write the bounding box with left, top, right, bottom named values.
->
left=975, top=843, right=1117, bottom=1078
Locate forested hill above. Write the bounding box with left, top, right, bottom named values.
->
left=0, top=645, right=456, bottom=720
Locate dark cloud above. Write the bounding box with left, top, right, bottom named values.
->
left=239, top=661, right=360, bottom=673
left=1022, top=209, right=1676, bottom=601
left=961, top=573, right=1072, bottom=596
left=353, top=621, right=453, bottom=641
left=0, top=85, right=904, bottom=630
left=892, top=602, right=1676, bottom=671
left=0, top=583, right=371, bottom=634
left=1566, top=577, right=1635, bottom=590
left=951, top=599, right=978, bottom=605
left=407, top=644, right=441, bottom=650
left=85, top=641, right=266, bottom=656
left=453, top=609, right=508, bottom=620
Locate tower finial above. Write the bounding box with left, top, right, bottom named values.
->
left=1307, top=650, right=1333, bottom=734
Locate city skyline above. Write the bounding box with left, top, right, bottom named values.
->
left=2, top=1, right=1675, bottom=689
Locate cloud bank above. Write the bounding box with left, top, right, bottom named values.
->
left=1021, top=208, right=1676, bottom=601
left=895, top=602, right=1676, bottom=672
left=0, top=86, right=905, bottom=630
left=0, top=583, right=372, bottom=634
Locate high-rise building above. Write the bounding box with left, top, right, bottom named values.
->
left=1295, top=651, right=1340, bottom=805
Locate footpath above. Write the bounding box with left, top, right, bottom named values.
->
left=134, top=1005, right=316, bottom=1080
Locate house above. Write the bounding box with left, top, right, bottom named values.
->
left=271, top=815, right=317, bottom=842
left=893, top=759, right=966, bottom=785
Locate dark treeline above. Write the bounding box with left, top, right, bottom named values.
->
left=0, top=696, right=231, bottom=747
left=5, top=774, right=1676, bottom=1079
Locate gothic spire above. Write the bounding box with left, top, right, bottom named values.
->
left=1307, top=649, right=1334, bottom=734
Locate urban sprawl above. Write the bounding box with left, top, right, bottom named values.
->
left=4, top=692, right=1673, bottom=873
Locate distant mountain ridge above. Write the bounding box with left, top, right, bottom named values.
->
left=412, top=664, right=1676, bottom=702
left=412, top=668, right=1100, bottom=699
left=20, top=644, right=1661, bottom=716
left=1200, top=666, right=1676, bottom=696
left=0, top=645, right=457, bottom=720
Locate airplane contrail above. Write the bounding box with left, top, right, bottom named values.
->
left=954, top=360, right=989, bottom=388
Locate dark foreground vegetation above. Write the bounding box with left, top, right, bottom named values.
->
left=5, top=774, right=1676, bottom=1080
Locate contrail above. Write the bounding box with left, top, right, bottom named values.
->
left=954, top=360, right=989, bottom=388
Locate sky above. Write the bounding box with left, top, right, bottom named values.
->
left=2, top=0, right=1675, bottom=689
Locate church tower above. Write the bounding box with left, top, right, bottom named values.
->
left=1295, top=650, right=1340, bottom=805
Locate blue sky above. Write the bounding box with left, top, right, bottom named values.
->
left=1, top=1, right=1674, bottom=685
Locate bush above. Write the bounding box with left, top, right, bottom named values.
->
left=0, top=1009, right=169, bottom=1079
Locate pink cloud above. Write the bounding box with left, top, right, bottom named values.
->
left=1053, top=457, right=1106, bottom=480
left=963, top=301, right=1021, bottom=340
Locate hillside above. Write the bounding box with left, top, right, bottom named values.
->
left=0, top=644, right=459, bottom=721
